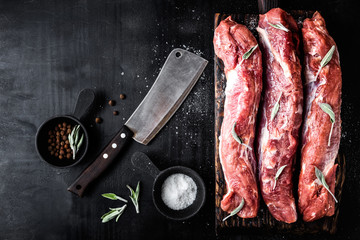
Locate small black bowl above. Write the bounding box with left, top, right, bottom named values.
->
left=35, top=89, right=95, bottom=168
left=35, top=115, right=89, bottom=168
left=153, top=166, right=206, bottom=221
left=131, top=152, right=206, bottom=221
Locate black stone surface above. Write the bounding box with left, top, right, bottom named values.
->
left=0, top=0, right=359, bottom=239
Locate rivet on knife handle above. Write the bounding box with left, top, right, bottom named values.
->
left=67, top=126, right=133, bottom=197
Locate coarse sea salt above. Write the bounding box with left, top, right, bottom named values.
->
left=161, top=173, right=197, bottom=210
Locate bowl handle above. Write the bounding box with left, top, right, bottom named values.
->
left=73, top=89, right=95, bottom=120
left=131, top=152, right=160, bottom=179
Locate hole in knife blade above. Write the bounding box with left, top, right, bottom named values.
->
left=175, top=52, right=182, bottom=58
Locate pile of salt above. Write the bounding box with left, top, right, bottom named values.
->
left=161, top=173, right=197, bottom=210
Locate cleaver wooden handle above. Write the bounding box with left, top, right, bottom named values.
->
left=67, top=125, right=133, bottom=197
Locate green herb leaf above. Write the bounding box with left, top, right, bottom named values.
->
left=319, top=103, right=335, bottom=146
left=270, top=93, right=282, bottom=121
left=102, top=193, right=128, bottom=203
left=319, top=103, right=335, bottom=123
left=223, top=198, right=245, bottom=221
left=269, top=22, right=289, bottom=32
left=231, top=122, right=252, bottom=150
left=314, top=166, right=338, bottom=203
left=135, top=181, right=140, bottom=198
left=127, top=181, right=140, bottom=214
left=315, top=45, right=336, bottom=80
left=231, top=122, right=243, bottom=144
left=69, top=127, right=75, bottom=141
left=273, top=165, right=287, bottom=190
left=320, top=45, right=336, bottom=68
left=115, top=212, right=122, bottom=222
left=77, top=134, right=84, bottom=149
left=74, top=125, right=80, bottom=143
left=275, top=165, right=287, bottom=180
left=240, top=44, right=258, bottom=65
left=101, top=205, right=127, bottom=223
left=69, top=125, right=85, bottom=160
left=101, top=209, right=117, bottom=220
left=102, top=193, right=117, bottom=200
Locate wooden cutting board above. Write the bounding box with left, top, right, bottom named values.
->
left=214, top=12, right=346, bottom=235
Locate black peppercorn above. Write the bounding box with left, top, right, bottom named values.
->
left=47, top=122, right=74, bottom=160
left=95, top=117, right=102, bottom=124
left=108, top=100, right=116, bottom=106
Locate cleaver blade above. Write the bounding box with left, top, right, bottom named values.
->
left=68, top=48, right=208, bottom=197
left=125, top=48, right=208, bottom=145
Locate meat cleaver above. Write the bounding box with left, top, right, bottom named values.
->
left=68, top=48, right=208, bottom=197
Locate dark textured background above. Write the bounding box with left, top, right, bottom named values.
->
left=0, top=0, right=359, bottom=239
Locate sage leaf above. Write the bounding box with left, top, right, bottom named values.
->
left=115, top=212, right=122, bottom=222
left=69, top=125, right=85, bottom=160
left=319, top=103, right=335, bottom=123
left=315, top=45, right=336, bottom=80
left=69, top=126, right=75, bottom=141
left=240, top=44, right=258, bottom=65
left=102, top=193, right=117, bottom=200
left=109, top=207, right=124, bottom=211
left=269, top=22, right=289, bottom=32
left=231, top=121, right=243, bottom=144
left=68, top=134, right=73, bottom=146
left=270, top=93, right=282, bottom=121
left=319, top=103, right=335, bottom=146
left=127, top=181, right=140, bottom=214
left=273, top=165, right=287, bottom=190
left=231, top=122, right=252, bottom=150
left=102, top=193, right=128, bottom=203
left=77, top=134, right=84, bottom=149
left=314, top=166, right=338, bottom=203
left=74, top=125, right=80, bottom=143
left=101, top=209, right=117, bottom=221
left=223, top=198, right=245, bottom=221
left=101, top=205, right=127, bottom=223
left=320, top=45, right=336, bottom=68
left=135, top=181, right=140, bottom=196
left=102, top=210, right=120, bottom=223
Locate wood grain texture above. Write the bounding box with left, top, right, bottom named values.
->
left=214, top=12, right=346, bottom=235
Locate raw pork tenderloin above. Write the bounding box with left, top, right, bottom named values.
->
left=256, top=8, right=303, bottom=223
left=298, top=11, right=342, bottom=222
left=214, top=17, right=262, bottom=218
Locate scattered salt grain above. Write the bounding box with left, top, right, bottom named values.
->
left=161, top=173, right=197, bottom=210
